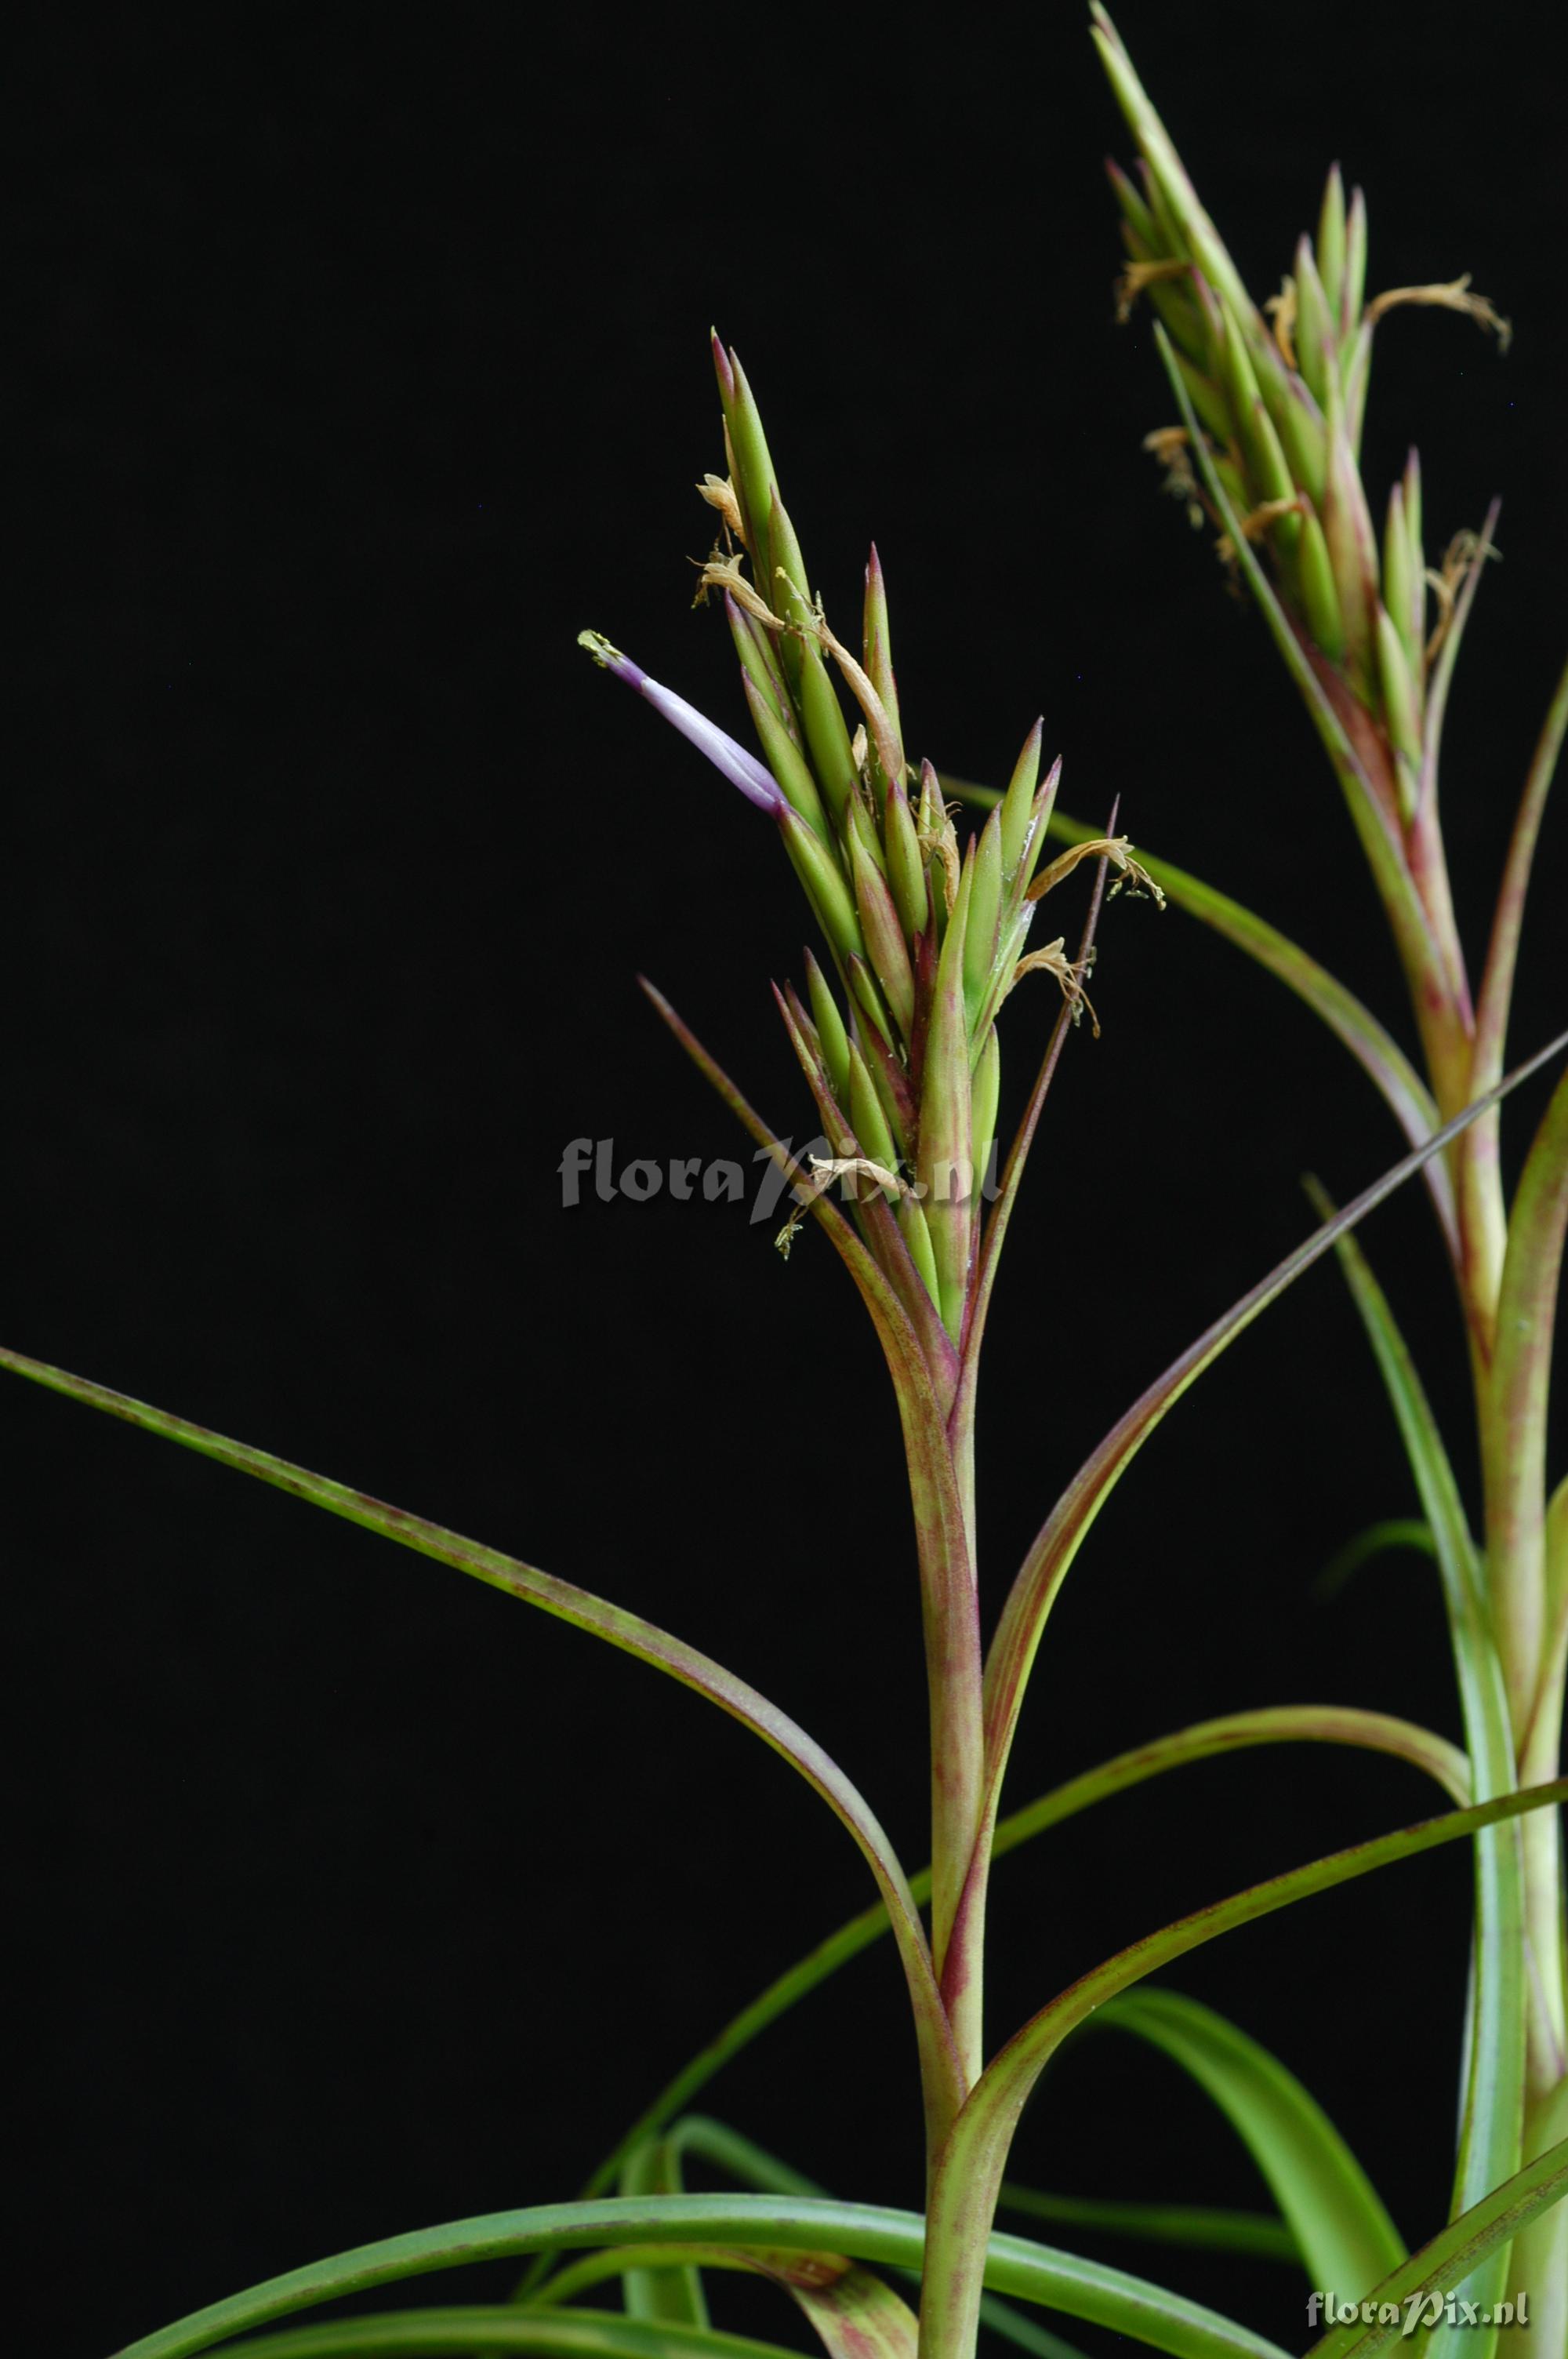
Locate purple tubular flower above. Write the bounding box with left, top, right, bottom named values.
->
left=578, top=631, right=784, bottom=814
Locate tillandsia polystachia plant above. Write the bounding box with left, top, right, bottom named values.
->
left=5, top=13, right=1568, bottom=2359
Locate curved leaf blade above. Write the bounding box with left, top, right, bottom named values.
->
left=637, top=981, right=984, bottom=2103
left=601, top=2118, right=1095, bottom=2359
left=1312, top=1201, right=1526, bottom=2341
left=1098, top=1988, right=1403, bottom=2295
left=920, top=1779, right=1566, bottom=2359
left=998, top=2186, right=1295, bottom=2264
left=1302, top=2134, right=1568, bottom=2357
left=103, top=2191, right=1293, bottom=2359
left=970, top=1030, right=1566, bottom=1946
left=1472, top=652, right=1568, bottom=1104
left=620, top=2139, right=709, bottom=2328
left=198, top=2310, right=806, bottom=2359
left=938, top=782, right=1458, bottom=1253
left=0, top=1340, right=964, bottom=2150
left=577, top=1704, right=1467, bottom=2202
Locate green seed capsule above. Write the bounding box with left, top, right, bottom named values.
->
left=1106, top=156, right=1158, bottom=248
left=916, top=852, right=975, bottom=1342
left=1276, top=376, right=1327, bottom=514
left=1297, top=502, right=1346, bottom=664
left=847, top=1038, right=901, bottom=1174
left=742, top=674, right=827, bottom=838
left=1291, top=239, right=1335, bottom=409
left=1321, top=374, right=1378, bottom=690
left=999, top=722, right=1044, bottom=878
left=794, top=639, right=860, bottom=827
left=1376, top=605, right=1425, bottom=790
left=971, top=1026, right=1001, bottom=1209
left=1318, top=165, right=1348, bottom=323
left=768, top=489, right=811, bottom=687
left=726, top=595, right=793, bottom=736
left=898, top=1191, right=942, bottom=1312
left=861, top=545, right=904, bottom=790
left=804, top=948, right=851, bottom=1109
left=1343, top=185, right=1368, bottom=336
left=779, top=804, right=863, bottom=971
left=1382, top=484, right=1417, bottom=675
left=963, top=809, right=1004, bottom=1027
left=884, top=780, right=931, bottom=940
left=715, top=342, right=779, bottom=580
left=848, top=827, right=916, bottom=1045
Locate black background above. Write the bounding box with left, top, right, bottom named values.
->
left=9, top=5, right=1565, bottom=2355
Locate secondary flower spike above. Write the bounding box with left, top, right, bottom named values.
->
left=578, top=631, right=785, bottom=814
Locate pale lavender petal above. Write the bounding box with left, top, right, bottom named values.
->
left=578, top=631, right=783, bottom=813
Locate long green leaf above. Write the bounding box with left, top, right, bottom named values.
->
left=998, top=2186, right=1295, bottom=2264
left=1315, top=1519, right=1436, bottom=1601
left=538, top=2124, right=1090, bottom=2359
left=575, top=1704, right=1467, bottom=2202
left=968, top=1033, right=1566, bottom=1959
left=1097, top=1988, right=1403, bottom=2295
left=192, top=2311, right=805, bottom=2359
left=1312, top=1201, right=1526, bottom=2353
left=670, top=2122, right=1094, bottom=2359
left=1301, top=2134, right=1568, bottom=2357
left=637, top=982, right=985, bottom=2117
left=0, top=1341, right=964, bottom=2154
left=937, top=786, right=1459, bottom=1257
left=621, top=2139, right=709, bottom=2329
left=920, top=1780, right=1567, bottom=2359
left=1471, top=652, right=1568, bottom=1106
left=1483, top=1059, right=1568, bottom=1743
left=1461, top=651, right=1568, bottom=1323
left=103, top=2191, right=1292, bottom=2359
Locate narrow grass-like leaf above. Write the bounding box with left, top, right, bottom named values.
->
left=1461, top=649, right=1568, bottom=1345
left=998, top=2187, right=1295, bottom=2264
left=1472, top=652, right=1568, bottom=1103
left=1154, top=325, right=1467, bottom=1107
left=970, top=1032, right=1566, bottom=1939
left=1311, top=1201, right=1527, bottom=2339
left=951, top=836, right=1112, bottom=1496
left=194, top=2310, right=804, bottom=2359
left=1097, top=1988, right=1403, bottom=2296
left=620, top=2139, right=709, bottom=2328
left=0, top=1336, right=966, bottom=2159
left=937, top=788, right=1456, bottom=1256
left=1315, top=1518, right=1436, bottom=1601
left=546, top=2118, right=1094, bottom=2359
left=1483, top=1059, right=1568, bottom=1738
left=635, top=980, right=982, bottom=2127
left=103, top=2191, right=1294, bottom=2359
left=920, top=1782, right=1566, bottom=2359
left=1301, top=2135, right=1568, bottom=2357
left=539, top=2229, right=919, bottom=2359
left=575, top=1703, right=1468, bottom=2203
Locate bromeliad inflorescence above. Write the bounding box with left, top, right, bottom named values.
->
left=582, top=335, right=1147, bottom=1354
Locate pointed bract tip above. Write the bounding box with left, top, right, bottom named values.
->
left=710, top=330, right=736, bottom=405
